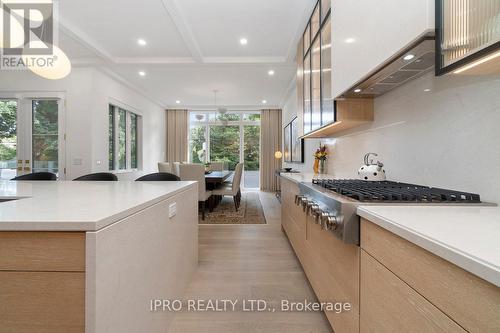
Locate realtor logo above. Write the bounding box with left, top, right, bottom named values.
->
left=1, top=1, right=54, bottom=56
left=0, top=0, right=72, bottom=79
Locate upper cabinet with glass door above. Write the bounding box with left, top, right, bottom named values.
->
left=436, top=0, right=500, bottom=75
left=302, top=0, right=334, bottom=134
left=297, top=0, right=374, bottom=138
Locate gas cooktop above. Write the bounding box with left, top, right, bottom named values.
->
left=312, top=179, right=481, bottom=203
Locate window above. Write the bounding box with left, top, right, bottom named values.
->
left=108, top=105, right=114, bottom=170
left=188, top=111, right=261, bottom=188
left=130, top=113, right=138, bottom=169
left=108, top=104, right=141, bottom=171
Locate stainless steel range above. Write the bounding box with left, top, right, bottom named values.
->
left=295, top=179, right=483, bottom=245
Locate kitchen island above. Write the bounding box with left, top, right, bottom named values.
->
left=0, top=180, right=198, bottom=333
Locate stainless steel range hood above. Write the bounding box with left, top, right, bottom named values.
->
left=340, top=31, right=435, bottom=98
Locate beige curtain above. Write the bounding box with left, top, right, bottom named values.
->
left=165, top=109, right=188, bottom=163
left=260, top=109, right=282, bottom=191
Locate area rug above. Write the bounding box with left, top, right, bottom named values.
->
left=199, top=192, right=267, bottom=225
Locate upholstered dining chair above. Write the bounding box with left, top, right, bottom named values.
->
left=172, top=162, right=181, bottom=177
left=11, top=172, right=57, bottom=181
left=213, top=162, right=243, bottom=211
left=158, top=162, right=171, bottom=173
left=208, top=161, right=224, bottom=172
left=179, top=163, right=212, bottom=220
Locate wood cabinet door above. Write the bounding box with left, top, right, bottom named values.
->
left=304, top=215, right=360, bottom=333
left=0, top=271, right=85, bottom=333
left=360, top=250, right=466, bottom=333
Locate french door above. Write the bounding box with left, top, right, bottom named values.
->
left=0, top=98, right=65, bottom=180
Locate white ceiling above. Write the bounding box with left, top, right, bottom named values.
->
left=57, top=0, right=317, bottom=108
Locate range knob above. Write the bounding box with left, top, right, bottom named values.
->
left=312, top=206, right=322, bottom=224
left=305, top=200, right=317, bottom=214
left=294, top=195, right=305, bottom=206
left=301, top=198, right=310, bottom=212
left=309, top=204, right=320, bottom=217
left=321, top=212, right=340, bottom=231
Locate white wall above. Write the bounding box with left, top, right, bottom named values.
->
left=282, top=73, right=500, bottom=203
left=0, top=68, right=165, bottom=180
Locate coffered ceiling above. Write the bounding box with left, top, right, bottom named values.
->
left=57, top=0, right=316, bottom=108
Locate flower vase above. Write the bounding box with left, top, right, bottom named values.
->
left=313, top=159, right=319, bottom=174
left=319, top=159, right=326, bottom=174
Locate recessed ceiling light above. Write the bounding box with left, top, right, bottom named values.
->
left=138, top=71, right=146, bottom=77
left=345, top=38, right=356, bottom=43
left=403, top=54, right=415, bottom=61
left=137, top=39, right=147, bottom=46
left=424, top=89, right=431, bottom=92
left=262, top=100, right=267, bottom=104
left=175, top=100, right=181, bottom=104
left=268, top=70, right=275, bottom=76
left=239, top=38, right=248, bottom=45
left=354, top=88, right=362, bottom=93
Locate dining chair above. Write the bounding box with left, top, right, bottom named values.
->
left=158, top=162, right=171, bottom=173
left=213, top=162, right=243, bottom=211
left=209, top=161, right=224, bottom=172
left=179, top=163, right=212, bottom=220
left=136, top=172, right=180, bottom=181
left=11, top=172, right=57, bottom=181
left=73, top=172, right=118, bottom=181
left=172, top=162, right=181, bottom=177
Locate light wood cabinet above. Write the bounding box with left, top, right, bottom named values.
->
left=0, top=271, right=85, bottom=333
left=0, top=232, right=86, bottom=333
left=361, top=218, right=500, bottom=333
left=281, top=176, right=360, bottom=333
left=301, top=98, right=374, bottom=138
left=360, top=250, right=466, bottom=333
left=304, top=213, right=360, bottom=333
left=281, top=177, right=307, bottom=264
left=0, top=232, right=85, bottom=271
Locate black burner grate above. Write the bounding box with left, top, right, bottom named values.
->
left=312, top=179, right=481, bottom=203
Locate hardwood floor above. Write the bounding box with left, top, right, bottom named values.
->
left=168, top=191, right=332, bottom=333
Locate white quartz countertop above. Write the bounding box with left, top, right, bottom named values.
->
left=358, top=205, right=500, bottom=287
left=0, top=180, right=196, bottom=231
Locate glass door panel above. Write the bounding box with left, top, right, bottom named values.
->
left=209, top=125, right=240, bottom=170
left=321, top=16, right=334, bottom=125
left=304, top=52, right=312, bottom=133
left=0, top=100, right=18, bottom=180
left=243, top=125, right=260, bottom=188
left=311, top=36, right=322, bottom=130
left=310, top=3, right=320, bottom=39
left=31, top=100, right=59, bottom=175
left=321, top=0, right=331, bottom=23
left=118, top=109, right=127, bottom=170
left=189, top=125, right=206, bottom=164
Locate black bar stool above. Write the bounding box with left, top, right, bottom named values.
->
left=11, top=172, right=57, bottom=180
left=135, top=172, right=180, bottom=181
left=73, top=173, right=118, bottom=181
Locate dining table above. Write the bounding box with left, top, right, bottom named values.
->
left=205, top=170, right=233, bottom=190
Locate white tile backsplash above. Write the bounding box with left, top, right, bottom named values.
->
left=283, top=72, right=500, bottom=203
